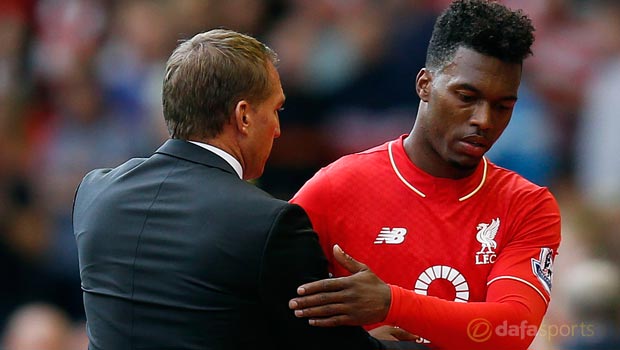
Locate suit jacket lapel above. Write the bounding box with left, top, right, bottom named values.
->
left=155, top=139, right=238, bottom=176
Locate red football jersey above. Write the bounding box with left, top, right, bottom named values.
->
left=291, top=135, right=561, bottom=346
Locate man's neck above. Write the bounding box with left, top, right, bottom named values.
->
left=403, top=133, right=477, bottom=179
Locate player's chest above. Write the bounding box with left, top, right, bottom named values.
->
left=330, top=199, right=511, bottom=302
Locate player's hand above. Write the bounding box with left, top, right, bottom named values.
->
left=288, top=244, right=391, bottom=326
left=369, top=325, right=420, bottom=341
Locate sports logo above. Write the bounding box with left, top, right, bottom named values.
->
left=467, top=318, right=493, bottom=343
left=475, top=218, right=500, bottom=265
left=531, top=247, right=554, bottom=293
left=374, top=227, right=407, bottom=244
left=412, top=265, right=470, bottom=345
left=414, top=265, right=470, bottom=303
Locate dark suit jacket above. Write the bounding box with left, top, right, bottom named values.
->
left=73, top=139, right=384, bottom=350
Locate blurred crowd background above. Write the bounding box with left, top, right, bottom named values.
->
left=0, top=0, right=618, bottom=349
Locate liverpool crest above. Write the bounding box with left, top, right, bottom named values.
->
left=475, top=218, right=500, bottom=265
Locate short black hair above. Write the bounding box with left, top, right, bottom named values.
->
left=426, top=0, right=534, bottom=71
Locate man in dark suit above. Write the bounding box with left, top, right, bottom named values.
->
left=72, top=29, right=387, bottom=350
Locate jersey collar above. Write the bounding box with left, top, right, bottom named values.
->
left=388, top=135, right=487, bottom=201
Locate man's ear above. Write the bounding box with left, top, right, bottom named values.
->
left=416, top=68, right=432, bottom=102
left=234, top=100, right=251, bottom=135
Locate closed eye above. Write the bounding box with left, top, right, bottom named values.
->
left=457, top=92, right=476, bottom=103
left=496, top=100, right=517, bottom=111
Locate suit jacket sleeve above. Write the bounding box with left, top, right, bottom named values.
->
left=259, top=203, right=384, bottom=350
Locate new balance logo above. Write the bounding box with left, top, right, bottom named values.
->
left=374, top=227, right=407, bottom=244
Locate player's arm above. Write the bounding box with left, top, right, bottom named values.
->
left=384, top=208, right=560, bottom=350
left=289, top=245, right=547, bottom=350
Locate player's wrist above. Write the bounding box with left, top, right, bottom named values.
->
left=384, top=284, right=406, bottom=325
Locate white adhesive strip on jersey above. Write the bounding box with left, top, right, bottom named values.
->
left=487, top=275, right=550, bottom=305
left=388, top=141, right=426, bottom=198
left=458, top=156, right=488, bottom=202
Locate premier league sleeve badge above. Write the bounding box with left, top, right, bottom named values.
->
left=531, top=247, right=554, bottom=294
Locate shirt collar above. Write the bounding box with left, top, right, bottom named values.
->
left=188, top=141, right=243, bottom=179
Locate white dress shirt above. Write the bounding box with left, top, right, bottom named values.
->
left=189, top=141, right=243, bottom=179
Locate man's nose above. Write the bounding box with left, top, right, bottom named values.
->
left=470, top=102, right=492, bottom=130
left=274, top=122, right=281, bottom=138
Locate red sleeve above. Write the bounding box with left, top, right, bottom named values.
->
left=487, top=188, right=561, bottom=305
left=290, top=168, right=334, bottom=267
left=383, top=189, right=561, bottom=350
left=385, top=278, right=547, bottom=350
